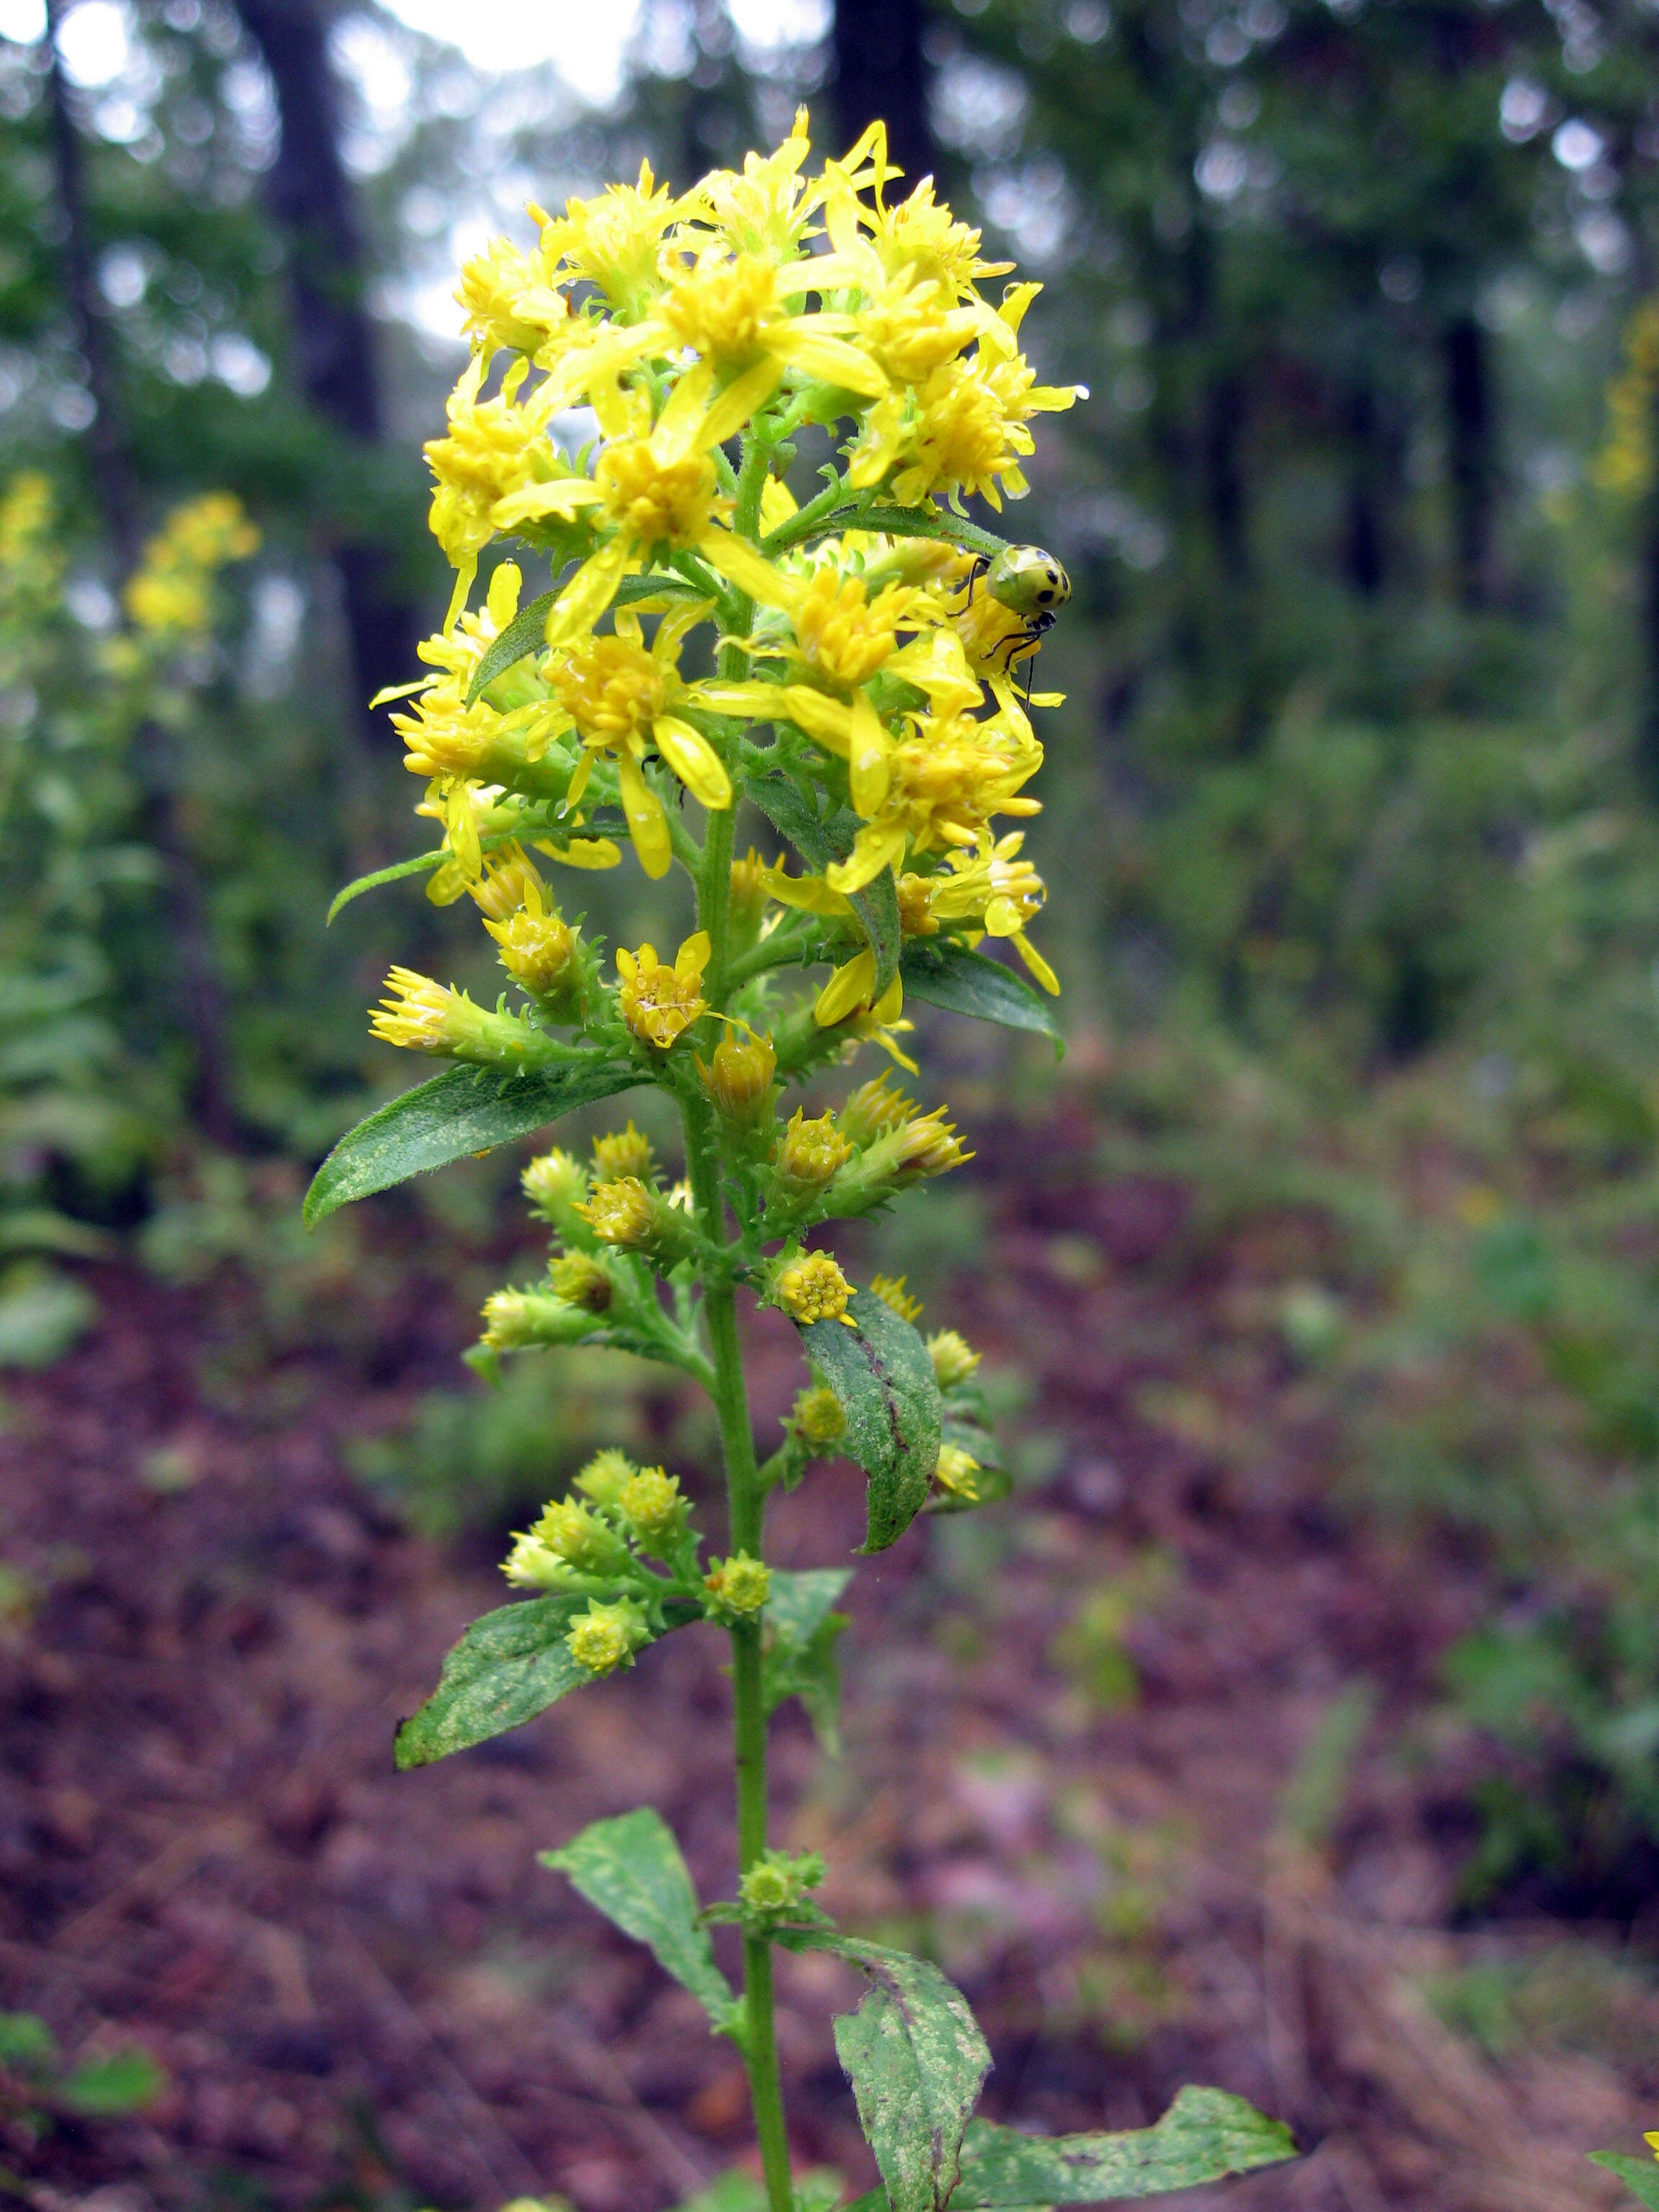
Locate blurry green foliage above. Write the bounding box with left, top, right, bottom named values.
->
left=349, top=1348, right=712, bottom=1539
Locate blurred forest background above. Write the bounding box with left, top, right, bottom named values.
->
left=9, top=0, right=1659, bottom=2204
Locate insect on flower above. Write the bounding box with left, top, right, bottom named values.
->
left=953, top=544, right=1072, bottom=694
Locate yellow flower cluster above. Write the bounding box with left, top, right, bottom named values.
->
left=124, top=493, right=259, bottom=636
left=371, top=109, right=1076, bottom=1022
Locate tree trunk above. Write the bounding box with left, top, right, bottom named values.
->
left=1344, top=377, right=1384, bottom=598
left=832, top=0, right=932, bottom=183
left=232, top=0, right=422, bottom=719
left=1444, top=313, right=1496, bottom=611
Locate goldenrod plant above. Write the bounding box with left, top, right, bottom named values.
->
left=307, top=115, right=1292, bottom=2212
left=0, top=477, right=254, bottom=1364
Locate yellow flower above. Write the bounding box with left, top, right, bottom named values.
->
left=576, top=1176, right=658, bottom=1248
left=455, top=235, right=570, bottom=361
left=370, top=966, right=464, bottom=1053
left=616, top=933, right=711, bottom=1050
left=913, top=830, right=1058, bottom=994
left=619, top=1466, right=688, bottom=1550
left=777, top=1108, right=853, bottom=1187
left=648, top=242, right=886, bottom=410
left=593, top=1121, right=655, bottom=1180
left=870, top=1272, right=922, bottom=1322
left=575, top=1449, right=637, bottom=1508
left=927, top=1330, right=981, bottom=1388
left=772, top=1250, right=856, bottom=1326
left=825, top=707, right=1043, bottom=894
left=424, top=353, right=566, bottom=576
left=841, top=1077, right=914, bottom=1141
left=686, top=108, right=824, bottom=262
left=934, top=1444, right=982, bottom=1502
left=536, top=160, right=685, bottom=318
left=567, top=1599, right=650, bottom=1676
left=791, top=1385, right=845, bottom=1449
left=703, top=1551, right=772, bottom=1617
left=698, top=1031, right=778, bottom=1124
left=549, top=1251, right=613, bottom=1313
left=124, top=492, right=258, bottom=634
left=545, top=603, right=732, bottom=878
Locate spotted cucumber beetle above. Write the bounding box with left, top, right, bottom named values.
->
left=953, top=546, right=1071, bottom=695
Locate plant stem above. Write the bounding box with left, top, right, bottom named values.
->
left=683, top=467, right=793, bottom=2203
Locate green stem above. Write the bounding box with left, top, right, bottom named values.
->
left=683, top=442, right=793, bottom=2206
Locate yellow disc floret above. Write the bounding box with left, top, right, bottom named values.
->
left=616, top=934, right=711, bottom=1051
left=773, top=1251, right=855, bottom=1326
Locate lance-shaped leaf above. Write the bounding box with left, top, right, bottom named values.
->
left=788, top=1933, right=990, bottom=2212
left=901, top=942, right=1062, bottom=1056
left=305, top=1058, right=638, bottom=1225
left=541, top=1808, right=739, bottom=2032
left=1593, top=2153, right=1659, bottom=2212
left=952, top=2087, right=1294, bottom=2205
left=763, top=1568, right=853, bottom=1753
left=798, top=1290, right=943, bottom=1552
left=397, top=1594, right=610, bottom=1767
left=748, top=776, right=902, bottom=1001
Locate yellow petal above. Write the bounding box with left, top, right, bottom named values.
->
left=776, top=685, right=853, bottom=755
left=425, top=857, right=469, bottom=907
left=697, top=526, right=796, bottom=611
left=546, top=538, right=631, bottom=650
left=814, top=947, right=877, bottom=1027
left=700, top=356, right=786, bottom=449
left=444, top=557, right=477, bottom=634
left=872, top=974, right=904, bottom=1022
left=652, top=714, right=733, bottom=809
left=848, top=693, right=891, bottom=818
left=696, top=679, right=791, bottom=716
left=1014, top=932, right=1060, bottom=995
left=827, top=818, right=907, bottom=894
left=778, top=326, right=886, bottom=398
left=761, top=866, right=855, bottom=917
left=565, top=752, right=595, bottom=807
left=652, top=359, right=716, bottom=462
left=616, top=752, right=673, bottom=880
left=369, top=678, right=434, bottom=709
left=535, top=836, right=621, bottom=870
left=490, top=479, right=606, bottom=529
left=676, top=930, right=712, bottom=979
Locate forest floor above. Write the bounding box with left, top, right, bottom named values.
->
left=1, top=1095, right=1656, bottom=2212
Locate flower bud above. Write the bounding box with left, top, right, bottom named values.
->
left=566, top=1597, right=650, bottom=1676
left=486, top=906, right=577, bottom=999
left=729, top=847, right=772, bottom=934
left=502, top=1530, right=568, bottom=1588
left=896, top=874, right=938, bottom=938
left=372, top=968, right=563, bottom=1070
left=549, top=1251, right=613, bottom=1313
left=770, top=1250, right=855, bottom=1327
left=523, top=1148, right=587, bottom=1218
left=933, top=1444, right=981, bottom=1503
left=703, top=1551, right=771, bottom=1619
left=776, top=1108, right=853, bottom=1189
left=840, top=1077, right=914, bottom=1145
left=531, top=1498, right=633, bottom=1575
left=593, top=1121, right=655, bottom=1181
left=739, top=1848, right=826, bottom=1917
left=791, top=1385, right=845, bottom=1451
left=889, top=1108, right=972, bottom=1183
left=927, top=1330, right=981, bottom=1390
left=576, top=1175, right=657, bottom=1249
left=574, top=1449, right=637, bottom=1511
left=481, top=1287, right=600, bottom=1349
left=870, top=1272, right=922, bottom=1323
left=700, top=1032, right=777, bottom=1128
left=618, top=1465, right=689, bottom=1555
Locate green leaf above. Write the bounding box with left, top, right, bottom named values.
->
left=467, top=573, right=708, bottom=705
left=325, top=848, right=447, bottom=925
left=1593, top=2154, right=1659, bottom=2211
left=304, top=1058, right=638, bottom=1225
left=797, top=1290, right=943, bottom=1553
left=395, top=1595, right=602, bottom=1767
left=0, top=2013, right=58, bottom=2073
left=541, top=1808, right=738, bottom=2031
left=901, top=942, right=1062, bottom=1056
left=763, top=1568, right=853, bottom=1753
left=953, top=2087, right=1297, bottom=2205
left=747, top=776, right=901, bottom=999
left=58, top=2049, right=166, bottom=2116
left=793, top=1934, right=990, bottom=2212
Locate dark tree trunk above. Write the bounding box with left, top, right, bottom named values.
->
left=1444, top=313, right=1496, bottom=610
left=832, top=0, right=932, bottom=183
left=1205, top=368, right=1247, bottom=582
left=1344, top=377, right=1384, bottom=597
left=232, top=0, right=422, bottom=718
